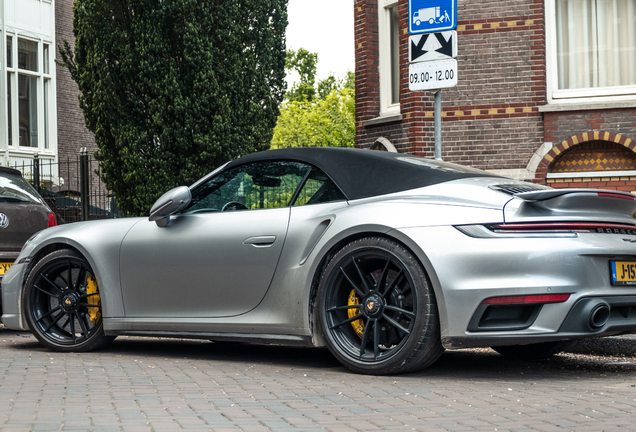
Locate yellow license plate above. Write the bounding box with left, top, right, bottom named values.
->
left=611, top=261, right=636, bottom=285
left=0, top=262, right=13, bottom=275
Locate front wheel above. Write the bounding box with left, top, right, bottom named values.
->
left=22, top=249, right=115, bottom=352
left=317, top=237, right=443, bottom=375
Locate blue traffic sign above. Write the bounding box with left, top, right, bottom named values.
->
left=409, top=0, right=457, bottom=34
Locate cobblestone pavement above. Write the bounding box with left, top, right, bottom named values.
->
left=1, top=327, right=635, bottom=432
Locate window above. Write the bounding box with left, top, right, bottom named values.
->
left=184, top=162, right=346, bottom=214
left=7, top=72, right=12, bottom=147
left=379, top=0, right=401, bottom=114
left=548, top=0, right=636, bottom=101
left=6, top=36, right=53, bottom=150
left=19, top=75, right=38, bottom=147
left=18, top=39, right=38, bottom=72
left=6, top=37, right=12, bottom=147
left=43, top=43, right=51, bottom=149
left=184, top=161, right=312, bottom=213
left=294, top=167, right=347, bottom=206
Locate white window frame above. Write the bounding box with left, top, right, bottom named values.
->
left=5, top=34, right=55, bottom=153
left=546, top=0, right=636, bottom=104
left=378, top=0, right=401, bottom=115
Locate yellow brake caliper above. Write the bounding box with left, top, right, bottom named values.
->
left=86, top=274, right=101, bottom=324
left=348, top=290, right=365, bottom=338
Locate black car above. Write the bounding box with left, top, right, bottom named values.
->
left=0, top=166, right=57, bottom=288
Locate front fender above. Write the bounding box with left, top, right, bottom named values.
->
left=6, top=218, right=142, bottom=327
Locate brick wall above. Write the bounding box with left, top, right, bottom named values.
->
left=544, top=109, right=636, bottom=145
left=354, top=1, right=380, bottom=129
left=55, top=0, right=98, bottom=190
left=548, top=177, right=636, bottom=192
left=55, top=0, right=97, bottom=162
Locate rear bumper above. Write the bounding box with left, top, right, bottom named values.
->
left=444, top=294, right=636, bottom=348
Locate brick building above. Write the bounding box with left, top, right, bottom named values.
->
left=355, top=0, right=636, bottom=192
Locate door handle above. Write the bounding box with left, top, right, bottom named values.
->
left=243, top=235, right=277, bottom=247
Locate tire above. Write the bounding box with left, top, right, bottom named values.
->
left=491, top=340, right=573, bottom=360
left=22, top=249, right=115, bottom=352
left=316, top=237, right=444, bottom=375
left=415, top=19, right=421, bottom=26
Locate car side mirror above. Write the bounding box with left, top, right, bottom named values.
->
left=148, top=186, right=192, bottom=227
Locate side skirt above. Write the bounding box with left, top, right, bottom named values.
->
left=104, top=330, right=315, bottom=347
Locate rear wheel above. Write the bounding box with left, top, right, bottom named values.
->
left=491, top=340, right=573, bottom=360
left=23, top=249, right=115, bottom=351
left=317, top=237, right=443, bottom=375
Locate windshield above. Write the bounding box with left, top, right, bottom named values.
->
left=0, top=172, right=45, bottom=204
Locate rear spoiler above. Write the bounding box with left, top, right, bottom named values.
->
left=514, top=189, right=635, bottom=202
left=506, top=188, right=636, bottom=223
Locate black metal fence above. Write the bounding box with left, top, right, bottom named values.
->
left=13, top=150, right=122, bottom=224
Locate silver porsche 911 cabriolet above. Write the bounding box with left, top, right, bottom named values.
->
left=3, top=147, right=636, bottom=374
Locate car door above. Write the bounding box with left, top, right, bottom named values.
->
left=119, top=160, right=311, bottom=318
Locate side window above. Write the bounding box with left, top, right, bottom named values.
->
left=184, top=161, right=311, bottom=213
left=293, top=167, right=347, bottom=206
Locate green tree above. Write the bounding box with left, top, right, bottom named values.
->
left=285, top=48, right=318, bottom=103
left=58, top=0, right=288, bottom=215
left=272, top=51, right=355, bottom=149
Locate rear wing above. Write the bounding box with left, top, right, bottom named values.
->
left=504, top=189, right=636, bottom=224
left=514, top=189, right=635, bottom=202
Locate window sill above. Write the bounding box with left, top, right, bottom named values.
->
left=539, top=100, right=636, bottom=113
left=362, top=113, right=403, bottom=127
left=7, top=148, right=55, bottom=157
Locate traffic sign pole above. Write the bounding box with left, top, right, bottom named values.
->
left=435, top=90, right=442, bottom=160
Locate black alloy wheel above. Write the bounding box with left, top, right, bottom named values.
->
left=23, top=249, right=115, bottom=351
left=317, top=237, right=443, bottom=375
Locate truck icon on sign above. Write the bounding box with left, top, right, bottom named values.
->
left=413, top=7, right=440, bottom=25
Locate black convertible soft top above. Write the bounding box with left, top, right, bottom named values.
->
left=226, top=147, right=498, bottom=201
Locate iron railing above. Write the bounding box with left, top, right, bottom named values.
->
left=13, top=149, right=122, bottom=224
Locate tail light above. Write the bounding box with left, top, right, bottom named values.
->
left=487, top=222, right=636, bottom=234
left=597, top=192, right=635, bottom=200
left=456, top=222, right=636, bottom=238
left=47, top=212, right=57, bottom=227
left=481, top=294, right=570, bottom=305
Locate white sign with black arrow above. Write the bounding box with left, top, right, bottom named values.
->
left=409, top=30, right=457, bottom=63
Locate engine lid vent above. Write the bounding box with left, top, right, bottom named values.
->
left=489, top=184, right=551, bottom=196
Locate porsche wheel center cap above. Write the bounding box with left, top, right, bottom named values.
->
left=364, top=294, right=384, bottom=318
left=61, top=293, right=79, bottom=311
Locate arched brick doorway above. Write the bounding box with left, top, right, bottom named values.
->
left=536, top=132, right=636, bottom=193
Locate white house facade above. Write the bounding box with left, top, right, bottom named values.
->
left=1, top=0, right=57, bottom=171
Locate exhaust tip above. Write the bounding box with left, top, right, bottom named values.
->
left=589, top=303, right=610, bottom=329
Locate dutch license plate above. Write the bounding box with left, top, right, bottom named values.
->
left=0, top=262, right=13, bottom=276
left=611, top=261, right=636, bottom=285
